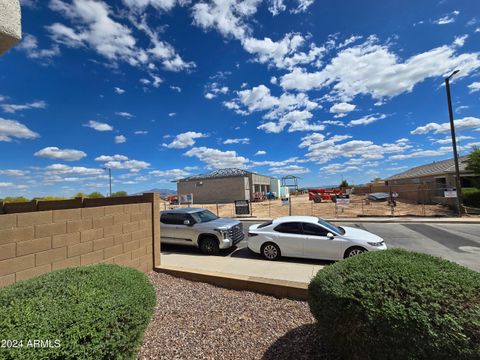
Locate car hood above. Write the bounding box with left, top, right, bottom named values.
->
left=203, top=217, right=240, bottom=229
left=341, top=226, right=384, bottom=242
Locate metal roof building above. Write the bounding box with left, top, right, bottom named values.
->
left=176, top=168, right=274, bottom=204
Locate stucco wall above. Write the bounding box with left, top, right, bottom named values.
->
left=0, top=198, right=161, bottom=288
left=178, top=177, right=250, bottom=204
left=0, top=0, right=21, bottom=55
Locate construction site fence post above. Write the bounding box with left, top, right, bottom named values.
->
left=216, top=203, right=219, bottom=216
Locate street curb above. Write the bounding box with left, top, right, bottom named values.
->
left=154, top=265, right=308, bottom=300
left=235, top=217, right=480, bottom=224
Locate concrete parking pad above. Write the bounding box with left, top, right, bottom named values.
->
left=160, top=252, right=324, bottom=284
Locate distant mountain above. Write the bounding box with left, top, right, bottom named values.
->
left=134, top=188, right=176, bottom=196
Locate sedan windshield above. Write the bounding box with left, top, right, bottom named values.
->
left=190, top=210, right=219, bottom=223
left=317, top=218, right=345, bottom=235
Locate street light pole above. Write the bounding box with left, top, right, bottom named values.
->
left=445, top=69, right=462, bottom=216
left=103, top=167, right=112, bottom=197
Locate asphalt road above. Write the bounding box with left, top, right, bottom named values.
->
left=161, top=221, right=480, bottom=271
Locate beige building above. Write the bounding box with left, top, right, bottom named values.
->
left=176, top=168, right=273, bottom=204
left=0, top=0, right=21, bottom=55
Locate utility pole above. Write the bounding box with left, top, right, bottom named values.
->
left=445, top=69, right=463, bottom=216
left=103, top=167, right=112, bottom=197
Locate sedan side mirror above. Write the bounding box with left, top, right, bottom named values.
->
left=183, top=219, right=191, bottom=226
left=327, top=232, right=334, bottom=239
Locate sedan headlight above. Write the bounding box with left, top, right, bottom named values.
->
left=367, top=241, right=384, bottom=247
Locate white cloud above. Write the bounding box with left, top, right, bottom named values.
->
left=292, top=0, right=314, bottom=13
left=149, top=168, right=190, bottom=179
left=223, top=138, right=250, bottom=144
left=134, top=130, right=148, bottom=135
left=83, top=120, right=113, bottom=131
left=168, top=112, right=176, bottom=117
left=48, top=0, right=193, bottom=71
left=204, top=82, right=229, bottom=99
left=268, top=0, right=285, bottom=15
left=280, top=36, right=480, bottom=102
left=34, top=147, right=87, bottom=161
left=0, top=118, right=40, bottom=141
left=95, top=154, right=129, bottom=161
left=258, top=110, right=324, bottom=133
left=242, top=33, right=324, bottom=70
left=269, top=164, right=310, bottom=175
left=115, top=111, right=134, bottom=118
left=162, top=131, right=207, bottom=149
left=122, top=0, right=187, bottom=12
left=434, top=135, right=474, bottom=144
left=299, top=134, right=411, bottom=163
left=103, top=159, right=150, bottom=172
left=434, top=11, right=459, bottom=25
left=411, top=117, right=480, bottom=135
left=0, top=182, right=14, bottom=188
left=16, top=34, right=60, bottom=59
left=348, top=113, right=387, bottom=126
left=468, top=82, right=480, bottom=93
left=170, top=85, right=182, bottom=92
left=191, top=0, right=262, bottom=41
left=45, top=163, right=104, bottom=176
left=115, top=135, right=127, bottom=144
left=114, top=87, right=125, bottom=94
left=329, top=102, right=356, bottom=115
left=389, top=148, right=450, bottom=160
left=0, top=169, right=30, bottom=177
left=255, top=150, right=267, bottom=156
left=184, top=146, right=249, bottom=169
left=1, top=100, right=47, bottom=113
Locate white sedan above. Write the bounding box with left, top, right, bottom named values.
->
left=247, top=216, right=387, bottom=261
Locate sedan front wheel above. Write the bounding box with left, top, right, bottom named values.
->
left=261, top=243, right=281, bottom=261
left=344, top=246, right=367, bottom=258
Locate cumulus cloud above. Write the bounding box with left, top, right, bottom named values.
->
left=0, top=169, right=30, bottom=176
left=299, top=133, right=411, bottom=163
left=191, top=0, right=261, bottom=41
left=115, top=135, right=127, bottom=144
left=255, top=150, right=267, bottom=156
left=45, top=163, right=104, bottom=176
left=0, top=118, right=40, bottom=141
left=1, top=100, right=47, bottom=113
left=348, top=113, right=387, bottom=126
left=122, top=0, right=187, bottom=12
left=114, top=87, right=125, bottom=94
left=329, top=102, right=356, bottom=116
left=95, top=154, right=129, bottom=161
left=433, top=11, right=460, bottom=25
left=16, top=34, right=60, bottom=60
left=280, top=36, right=480, bottom=102
left=242, top=33, right=324, bottom=70
left=83, top=120, right=113, bottom=131
left=269, top=164, right=310, bottom=175
left=411, top=117, right=480, bottom=135
left=149, top=168, right=190, bottom=179
left=48, top=0, right=194, bottom=71
left=103, top=159, right=150, bottom=172
left=134, top=130, right=148, bottom=135
left=184, top=146, right=249, bottom=169
left=34, top=147, right=87, bottom=161
left=162, top=131, right=207, bottom=149
left=223, top=138, right=250, bottom=144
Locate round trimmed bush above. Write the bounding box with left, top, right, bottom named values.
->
left=308, top=249, right=480, bottom=360
left=0, top=264, right=156, bottom=360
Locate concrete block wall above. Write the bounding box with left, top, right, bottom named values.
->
left=0, top=201, right=159, bottom=288
left=0, top=0, right=22, bottom=55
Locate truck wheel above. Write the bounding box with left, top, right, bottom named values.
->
left=200, top=237, right=220, bottom=255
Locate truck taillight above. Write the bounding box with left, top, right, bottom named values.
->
left=248, top=232, right=258, bottom=237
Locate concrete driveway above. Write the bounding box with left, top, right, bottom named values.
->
left=160, top=221, right=480, bottom=283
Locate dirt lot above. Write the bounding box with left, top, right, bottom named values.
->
left=161, top=193, right=454, bottom=218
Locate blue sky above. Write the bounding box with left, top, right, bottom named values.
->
left=1, top=0, right=480, bottom=198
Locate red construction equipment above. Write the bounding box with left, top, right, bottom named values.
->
left=308, top=188, right=344, bottom=203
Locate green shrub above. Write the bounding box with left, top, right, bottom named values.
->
left=308, top=249, right=480, bottom=360
left=463, top=188, right=480, bottom=207
left=0, top=264, right=156, bottom=360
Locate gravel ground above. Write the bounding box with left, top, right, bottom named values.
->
left=138, top=272, right=339, bottom=360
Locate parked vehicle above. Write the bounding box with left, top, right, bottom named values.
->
left=247, top=216, right=386, bottom=261
left=160, top=208, right=244, bottom=255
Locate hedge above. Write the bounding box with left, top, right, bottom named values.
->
left=308, top=249, right=480, bottom=360
left=463, top=188, right=480, bottom=208
left=0, top=264, right=156, bottom=360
